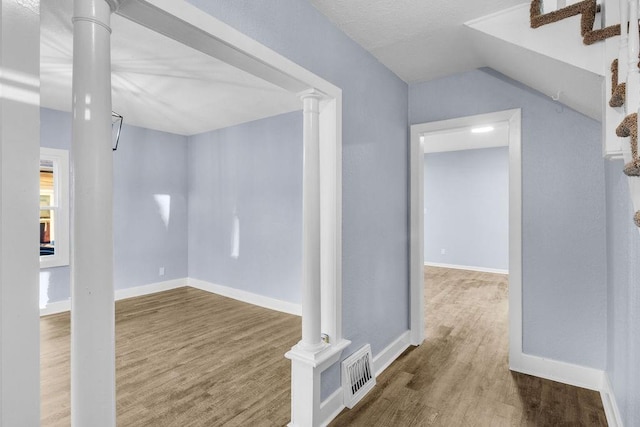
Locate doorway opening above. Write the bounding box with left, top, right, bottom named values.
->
left=409, top=109, right=522, bottom=367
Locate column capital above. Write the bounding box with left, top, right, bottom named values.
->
left=298, top=88, right=325, bottom=101
left=105, top=0, right=120, bottom=12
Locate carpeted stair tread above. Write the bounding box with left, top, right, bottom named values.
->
left=623, top=161, right=640, bottom=176
left=635, top=211, right=640, bottom=228
left=530, top=0, right=620, bottom=45
left=610, top=60, right=627, bottom=107
left=530, top=0, right=589, bottom=29
left=616, top=114, right=640, bottom=177
left=610, top=83, right=626, bottom=107
left=584, top=24, right=622, bottom=45
left=616, top=113, right=636, bottom=137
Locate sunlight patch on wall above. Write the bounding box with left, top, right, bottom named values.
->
left=154, top=194, right=171, bottom=229
left=231, top=212, right=240, bottom=259
left=39, top=271, right=51, bottom=309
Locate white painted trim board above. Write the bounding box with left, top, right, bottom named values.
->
left=601, top=373, right=624, bottom=427
left=41, top=277, right=302, bottom=317
left=40, top=300, right=73, bottom=317
left=320, top=389, right=345, bottom=427
left=188, top=278, right=301, bottom=316
left=372, top=331, right=411, bottom=376
left=40, top=278, right=188, bottom=316
left=424, top=262, right=508, bottom=275
left=510, top=352, right=603, bottom=391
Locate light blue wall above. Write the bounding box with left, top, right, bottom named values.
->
left=605, top=159, right=640, bottom=426
left=424, top=147, right=509, bottom=271
left=410, top=69, right=607, bottom=369
left=40, top=108, right=189, bottom=302
left=184, top=0, right=410, bottom=400
left=187, top=112, right=303, bottom=303
left=113, top=125, right=189, bottom=290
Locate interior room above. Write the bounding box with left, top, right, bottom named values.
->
left=39, top=0, right=309, bottom=424
left=2, top=0, right=640, bottom=426
left=422, top=122, right=510, bottom=274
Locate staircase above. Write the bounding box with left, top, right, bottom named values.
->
left=530, top=0, right=640, bottom=228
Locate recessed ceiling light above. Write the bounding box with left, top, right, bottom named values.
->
left=471, top=126, right=494, bottom=133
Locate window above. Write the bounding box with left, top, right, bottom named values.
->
left=40, top=148, right=69, bottom=268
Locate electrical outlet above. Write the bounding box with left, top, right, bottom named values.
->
left=441, top=249, right=446, bottom=255
left=159, top=267, right=165, bottom=276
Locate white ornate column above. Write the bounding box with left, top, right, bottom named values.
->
left=70, top=0, right=118, bottom=425
left=300, top=89, right=324, bottom=352
left=285, top=89, right=330, bottom=427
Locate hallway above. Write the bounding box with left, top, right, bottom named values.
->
left=331, top=266, right=607, bottom=426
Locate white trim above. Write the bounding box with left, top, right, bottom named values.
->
left=506, top=110, right=523, bottom=369
left=372, top=330, right=411, bottom=376
left=40, top=300, right=71, bottom=317
left=601, top=373, right=624, bottom=427
left=115, top=278, right=186, bottom=301
left=410, top=109, right=522, bottom=355
left=39, top=147, right=70, bottom=269
left=188, top=278, right=302, bottom=316
left=409, top=125, right=425, bottom=346
left=510, top=352, right=604, bottom=391
left=319, top=389, right=344, bottom=427
left=40, top=278, right=187, bottom=316
left=424, top=262, right=508, bottom=275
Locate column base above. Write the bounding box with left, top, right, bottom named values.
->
left=285, top=339, right=350, bottom=426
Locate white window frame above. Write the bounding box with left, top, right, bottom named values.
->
left=40, top=147, right=70, bottom=269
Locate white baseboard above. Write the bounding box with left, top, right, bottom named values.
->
left=373, top=330, right=411, bottom=376
left=40, top=278, right=187, bottom=316
left=510, top=352, right=604, bottom=391
left=115, top=278, right=186, bottom=301
left=188, top=278, right=302, bottom=316
left=40, top=299, right=71, bottom=316
left=40, top=277, right=301, bottom=317
left=601, top=373, right=624, bottom=427
left=319, top=389, right=345, bottom=427
left=424, top=262, right=508, bottom=275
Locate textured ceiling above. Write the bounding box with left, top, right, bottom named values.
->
left=40, top=0, right=301, bottom=136
left=308, top=0, right=528, bottom=82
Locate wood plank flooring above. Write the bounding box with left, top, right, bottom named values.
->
left=41, top=287, right=300, bottom=426
left=42, top=268, right=607, bottom=426
left=330, top=267, right=607, bottom=426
